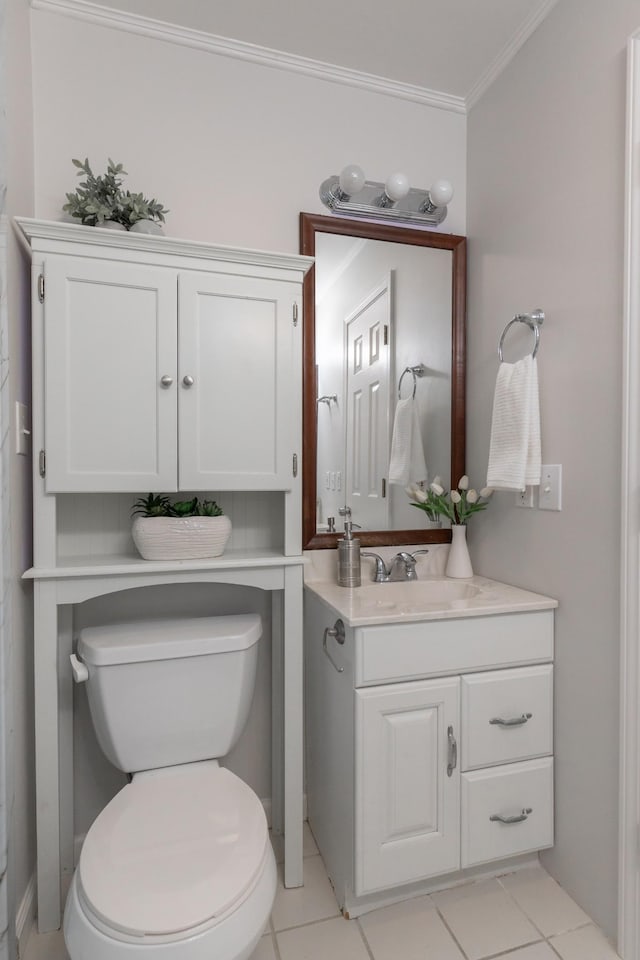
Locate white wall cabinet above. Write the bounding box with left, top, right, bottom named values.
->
left=16, top=218, right=313, bottom=933
left=304, top=588, right=555, bottom=917
left=43, top=253, right=300, bottom=493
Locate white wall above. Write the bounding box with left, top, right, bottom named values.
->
left=4, top=0, right=35, bottom=948
left=30, top=9, right=466, bottom=250
left=466, top=0, right=640, bottom=939
left=29, top=5, right=466, bottom=842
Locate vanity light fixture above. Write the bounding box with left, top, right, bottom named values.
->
left=319, top=164, right=454, bottom=226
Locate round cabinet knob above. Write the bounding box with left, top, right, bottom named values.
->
left=182, top=375, right=195, bottom=387
left=160, top=375, right=173, bottom=388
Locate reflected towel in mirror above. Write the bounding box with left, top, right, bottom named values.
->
left=487, top=354, right=541, bottom=490
left=388, top=397, right=428, bottom=486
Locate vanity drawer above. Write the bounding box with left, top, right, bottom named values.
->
left=461, top=665, right=553, bottom=770
left=356, top=611, right=553, bottom=686
left=461, top=757, right=553, bottom=868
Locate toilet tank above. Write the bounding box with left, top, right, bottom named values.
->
left=76, top=614, right=261, bottom=773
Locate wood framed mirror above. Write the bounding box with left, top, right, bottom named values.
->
left=301, top=212, right=466, bottom=550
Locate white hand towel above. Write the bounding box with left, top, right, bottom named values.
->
left=487, top=354, right=541, bottom=490
left=388, top=397, right=428, bottom=486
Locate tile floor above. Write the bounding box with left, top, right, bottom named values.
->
left=23, top=824, right=621, bottom=960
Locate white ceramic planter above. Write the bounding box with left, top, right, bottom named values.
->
left=129, top=219, right=165, bottom=235
left=132, top=515, right=232, bottom=560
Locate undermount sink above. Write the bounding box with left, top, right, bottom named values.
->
left=355, top=578, right=481, bottom=610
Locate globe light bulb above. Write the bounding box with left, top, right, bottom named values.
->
left=384, top=172, right=410, bottom=203
left=429, top=179, right=454, bottom=207
left=338, top=164, right=366, bottom=198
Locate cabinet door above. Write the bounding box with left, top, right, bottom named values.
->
left=177, top=272, right=300, bottom=490
left=355, top=677, right=460, bottom=895
left=44, top=257, right=178, bottom=492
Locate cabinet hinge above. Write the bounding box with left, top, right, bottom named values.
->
left=383, top=324, right=389, bottom=345
left=38, top=274, right=45, bottom=303
left=292, top=302, right=299, bottom=327
left=382, top=478, right=387, bottom=498
left=39, top=449, right=46, bottom=478
left=293, top=453, right=298, bottom=477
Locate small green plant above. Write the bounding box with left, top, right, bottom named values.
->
left=131, top=494, right=223, bottom=518
left=131, top=493, right=173, bottom=517
left=63, top=157, right=168, bottom=228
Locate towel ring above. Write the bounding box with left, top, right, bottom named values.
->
left=398, top=363, right=426, bottom=399
left=498, top=309, right=545, bottom=362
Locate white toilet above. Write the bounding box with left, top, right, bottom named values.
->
left=63, top=614, right=277, bottom=960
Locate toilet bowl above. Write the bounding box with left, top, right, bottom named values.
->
left=64, top=615, right=275, bottom=960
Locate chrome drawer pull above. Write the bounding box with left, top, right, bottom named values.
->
left=489, top=712, right=533, bottom=727
left=490, top=807, right=533, bottom=824
left=322, top=619, right=345, bottom=673
left=447, top=725, right=457, bottom=777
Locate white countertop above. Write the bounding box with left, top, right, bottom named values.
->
left=304, top=575, right=558, bottom=627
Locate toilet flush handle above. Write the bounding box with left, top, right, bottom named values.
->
left=69, top=653, right=89, bottom=683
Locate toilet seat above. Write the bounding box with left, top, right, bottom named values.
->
left=77, top=763, right=268, bottom=941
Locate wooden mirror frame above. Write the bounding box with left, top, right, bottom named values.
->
left=301, top=212, right=467, bottom=550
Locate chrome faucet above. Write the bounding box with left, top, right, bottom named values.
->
left=361, top=552, right=390, bottom=583
left=388, top=549, right=430, bottom=582
left=361, top=549, right=429, bottom=583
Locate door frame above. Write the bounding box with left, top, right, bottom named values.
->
left=619, top=27, right=640, bottom=960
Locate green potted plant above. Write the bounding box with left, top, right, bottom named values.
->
left=63, top=158, right=169, bottom=233
left=131, top=493, right=231, bottom=560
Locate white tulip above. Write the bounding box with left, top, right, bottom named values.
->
left=405, top=484, right=419, bottom=498
left=430, top=482, right=444, bottom=496
left=480, top=486, right=494, bottom=498
left=467, top=489, right=478, bottom=503
left=433, top=475, right=442, bottom=487
left=414, top=488, right=428, bottom=503
left=458, top=475, right=469, bottom=490
left=451, top=490, right=462, bottom=503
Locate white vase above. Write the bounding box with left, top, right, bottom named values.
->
left=446, top=524, right=473, bottom=578
left=129, top=219, right=164, bottom=235
left=95, top=220, right=127, bottom=231
left=132, top=515, right=232, bottom=560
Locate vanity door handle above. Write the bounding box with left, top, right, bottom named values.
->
left=489, top=712, right=533, bottom=727
left=447, top=725, right=457, bottom=776
left=490, top=807, right=533, bottom=825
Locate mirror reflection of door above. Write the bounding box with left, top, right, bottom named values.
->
left=345, top=277, right=391, bottom=531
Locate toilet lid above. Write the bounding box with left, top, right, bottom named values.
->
left=77, top=764, right=269, bottom=938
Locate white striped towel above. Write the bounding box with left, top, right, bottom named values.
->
left=487, top=354, right=541, bottom=490
left=388, top=397, right=428, bottom=487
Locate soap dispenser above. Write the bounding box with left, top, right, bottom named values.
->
left=337, top=519, right=361, bottom=587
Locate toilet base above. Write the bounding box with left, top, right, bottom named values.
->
left=63, top=845, right=277, bottom=960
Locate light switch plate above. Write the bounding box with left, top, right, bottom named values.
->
left=538, top=464, right=562, bottom=510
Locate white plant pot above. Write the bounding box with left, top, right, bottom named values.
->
left=132, top=515, right=232, bottom=561
left=129, top=219, right=165, bottom=235
left=95, top=220, right=127, bottom=231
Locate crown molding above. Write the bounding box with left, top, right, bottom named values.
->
left=31, top=0, right=466, bottom=115
left=14, top=217, right=314, bottom=275
left=465, top=0, right=559, bottom=110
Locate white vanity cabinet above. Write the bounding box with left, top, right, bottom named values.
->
left=304, top=581, right=556, bottom=917
left=24, top=222, right=303, bottom=493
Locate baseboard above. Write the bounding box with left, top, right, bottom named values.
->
left=16, top=873, right=36, bottom=959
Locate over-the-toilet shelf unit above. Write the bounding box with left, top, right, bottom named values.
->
left=15, top=217, right=313, bottom=933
